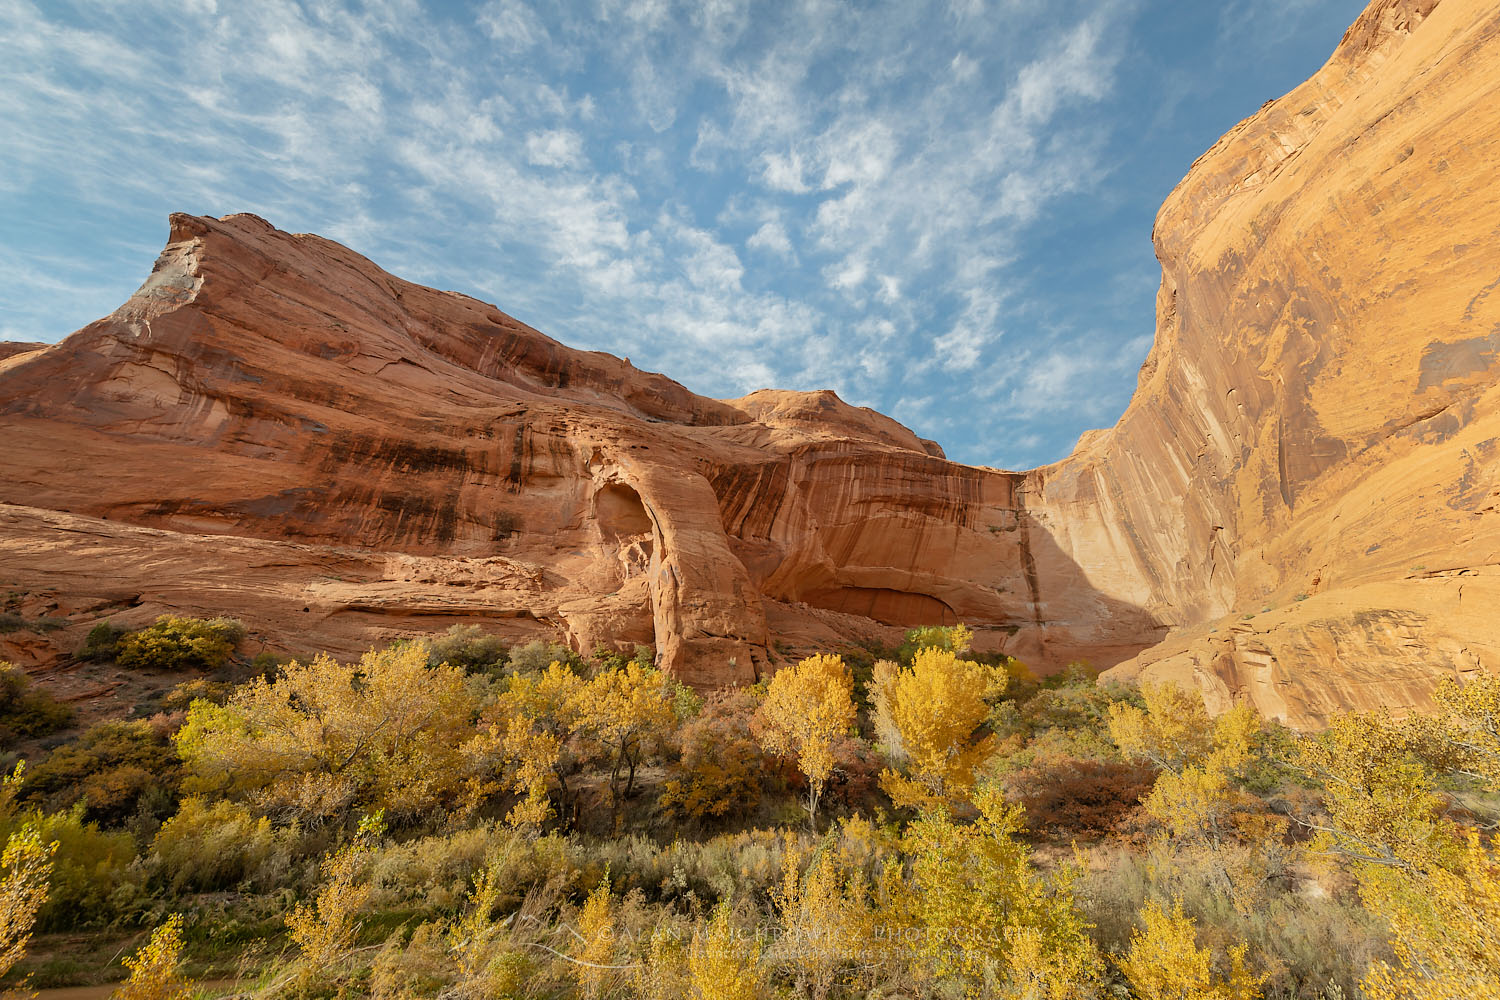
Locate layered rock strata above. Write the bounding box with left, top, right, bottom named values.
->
left=1, top=0, right=1496, bottom=725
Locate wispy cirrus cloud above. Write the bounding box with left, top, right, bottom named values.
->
left=0, top=0, right=1367, bottom=467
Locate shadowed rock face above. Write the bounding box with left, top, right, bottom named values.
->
left=1, top=0, right=1497, bottom=725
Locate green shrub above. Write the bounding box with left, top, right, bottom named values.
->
left=0, top=662, right=73, bottom=739
left=896, top=624, right=971, bottom=661
left=590, top=644, right=654, bottom=674
left=149, top=796, right=292, bottom=893
left=77, top=621, right=127, bottom=662
left=23, top=720, right=181, bottom=825
left=506, top=638, right=581, bottom=674
left=0, top=796, right=140, bottom=932
left=426, top=624, right=509, bottom=676
left=115, top=616, right=246, bottom=671
left=0, top=612, right=64, bottom=635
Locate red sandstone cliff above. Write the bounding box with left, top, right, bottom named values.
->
left=0, top=211, right=1156, bottom=688
left=1, top=0, right=1496, bottom=725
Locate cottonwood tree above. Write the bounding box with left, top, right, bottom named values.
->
left=471, top=660, right=585, bottom=828
left=174, top=644, right=479, bottom=821
left=756, top=653, right=856, bottom=830
left=874, top=646, right=1003, bottom=810
left=1299, top=695, right=1500, bottom=999
left=572, top=661, right=676, bottom=832
left=659, top=688, right=766, bottom=824
left=1108, top=683, right=1280, bottom=911
left=1117, top=898, right=1264, bottom=1000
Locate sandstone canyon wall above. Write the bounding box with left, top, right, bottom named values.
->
left=0, top=211, right=1161, bottom=689
left=1069, top=0, right=1500, bottom=722
left=1, top=0, right=1496, bottom=725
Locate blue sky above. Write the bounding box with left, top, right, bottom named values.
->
left=0, top=0, right=1366, bottom=469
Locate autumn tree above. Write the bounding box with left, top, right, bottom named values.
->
left=1107, top=685, right=1264, bottom=841
left=756, top=654, right=856, bottom=830
left=112, top=913, right=193, bottom=1000
left=174, top=644, right=479, bottom=821
left=1297, top=711, right=1459, bottom=871
left=572, top=661, right=676, bottom=831
left=886, top=785, right=1102, bottom=996
left=0, top=765, right=56, bottom=983
left=469, top=660, right=585, bottom=828
left=1434, top=671, right=1500, bottom=782
left=1108, top=683, right=1277, bottom=911
left=1117, top=898, right=1264, bottom=1000
left=874, top=646, right=1003, bottom=810
left=868, top=658, right=904, bottom=758
left=1106, top=681, right=1215, bottom=773
left=1298, top=701, right=1500, bottom=998
left=660, top=688, right=767, bottom=825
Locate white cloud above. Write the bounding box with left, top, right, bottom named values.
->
left=760, top=150, right=810, bottom=193
left=747, top=220, right=794, bottom=258
left=827, top=256, right=869, bottom=294
left=0, top=0, right=1146, bottom=468
left=479, top=0, right=547, bottom=50
left=525, top=128, right=584, bottom=167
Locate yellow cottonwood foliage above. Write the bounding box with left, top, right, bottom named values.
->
left=903, top=623, right=975, bottom=656
left=1298, top=712, right=1457, bottom=870
left=869, top=658, right=905, bottom=760
left=448, top=857, right=505, bottom=983
left=174, top=644, right=479, bottom=820
left=687, top=901, right=763, bottom=1000
left=0, top=807, right=56, bottom=981
left=1358, top=830, right=1500, bottom=1000
left=474, top=660, right=585, bottom=828
left=772, top=836, right=874, bottom=999
left=1435, top=671, right=1500, bottom=782
left=285, top=811, right=385, bottom=988
left=1302, top=702, right=1500, bottom=998
left=1107, top=682, right=1214, bottom=772
left=494, top=717, right=565, bottom=828
left=890, top=785, right=1102, bottom=996
left=1109, top=685, right=1262, bottom=844
left=876, top=646, right=1002, bottom=810
left=1118, top=898, right=1263, bottom=1000
left=112, top=913, right=192, bottom=1000
left=572, top=661, right=676, bottom=826
left=756, top=654, right=856, bottom=828
left=634, top=926, right=689, bottom=1000
left=572, top=871, right=617, bottom=999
